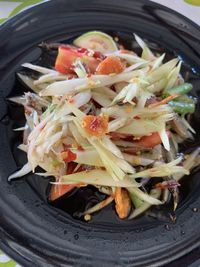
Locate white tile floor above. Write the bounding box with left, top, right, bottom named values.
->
left=151, top=0, right=200, bottom=25
left=0, top=1, right=21, bottom=19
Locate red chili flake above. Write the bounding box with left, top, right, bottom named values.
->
left=77, top=145, right=84, bottom=151
left=82, top=115, right=108, bottom=137
left=155, top=180, right=180, bottom=190
left=67, top=75, right=74, bottom=80
left=110, top=85, right=116, bottom=91
left=133, top=116, right=141, bottom=120
left=68, top=98, right=75, bottom=104
left=77, top=47, right=88, bottom=54
left=90, top=117, right=100, bottom=130
left=93, top=51, right=106, bottom=60
left=132, top=97, right=137, bottom=103
left=60, top=149, right=77, bottom=163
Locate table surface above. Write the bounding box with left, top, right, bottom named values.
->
left=0, top=0, right=200, bottom=266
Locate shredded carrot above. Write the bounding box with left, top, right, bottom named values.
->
left=149, top=94, right=179, bottom=108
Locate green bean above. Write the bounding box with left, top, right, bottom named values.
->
left=175, top=95, right=195, bottom=104
left=168, top=100, right=195, bottom=114
left=163, top=83, right=193, bottom=97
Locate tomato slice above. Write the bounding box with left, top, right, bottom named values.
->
left=49, top=163, right=85, bottom=202
left=55, top=46, right=83, bottom=74
left=60, top=149, right=77, bottom=163
left=82, top=114, right=108, bottom=137
left=50, top=184, right=76, bottom=202
left=96, top=56, right=125, bottom=75
left=81, top=55, right=100, bottom=74
left=135, top=131, right=171, bottom=148
left=55, top=46, right=101, bottom=74
left=124, top=131, right=171, bottom=154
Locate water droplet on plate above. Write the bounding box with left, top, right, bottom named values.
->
left=74, top=234, right=79, bottom=240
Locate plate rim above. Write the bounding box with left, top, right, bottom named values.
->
left=0, top=1, right=200, bottom=267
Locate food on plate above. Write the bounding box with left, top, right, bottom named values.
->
left=8, top=31, right=199, bottom=221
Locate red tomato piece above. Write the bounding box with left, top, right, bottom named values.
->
left=55, top=46, right=85, bottom=74
left=123, top=131, right=171, bottom=154
left=50, top=184, right=76, bottom=202
left=55, top=46, right=101, bottom=74
left=82, top=115, right=108, bottom=137
left=96, top=56, right=125, bottom=75
left=49, top=163, right=85, bottom=201
left=134, top=131, right=171, bottom=149
left=60, top=149, right=77, bottom=163
left=81, top=55, right=101, bottom=74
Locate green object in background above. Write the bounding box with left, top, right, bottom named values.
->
left=0, top=251, right=19, bottom=267
left=184, top=0, right=200, bottom=6
left=168, top=100, right=195, bottom=114
left=0, top=0, right=44, bottom=24
left=163, top=83, right=193, bottom=97
left=9, top=0, right=44, bottom=17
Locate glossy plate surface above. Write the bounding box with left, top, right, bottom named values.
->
left=0, top=0, right=200, bottom=266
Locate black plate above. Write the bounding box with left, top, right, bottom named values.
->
left=0, top=0, right=200, bottom=266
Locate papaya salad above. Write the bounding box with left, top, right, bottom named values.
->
left=8, top=31, right=200, bottom=221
